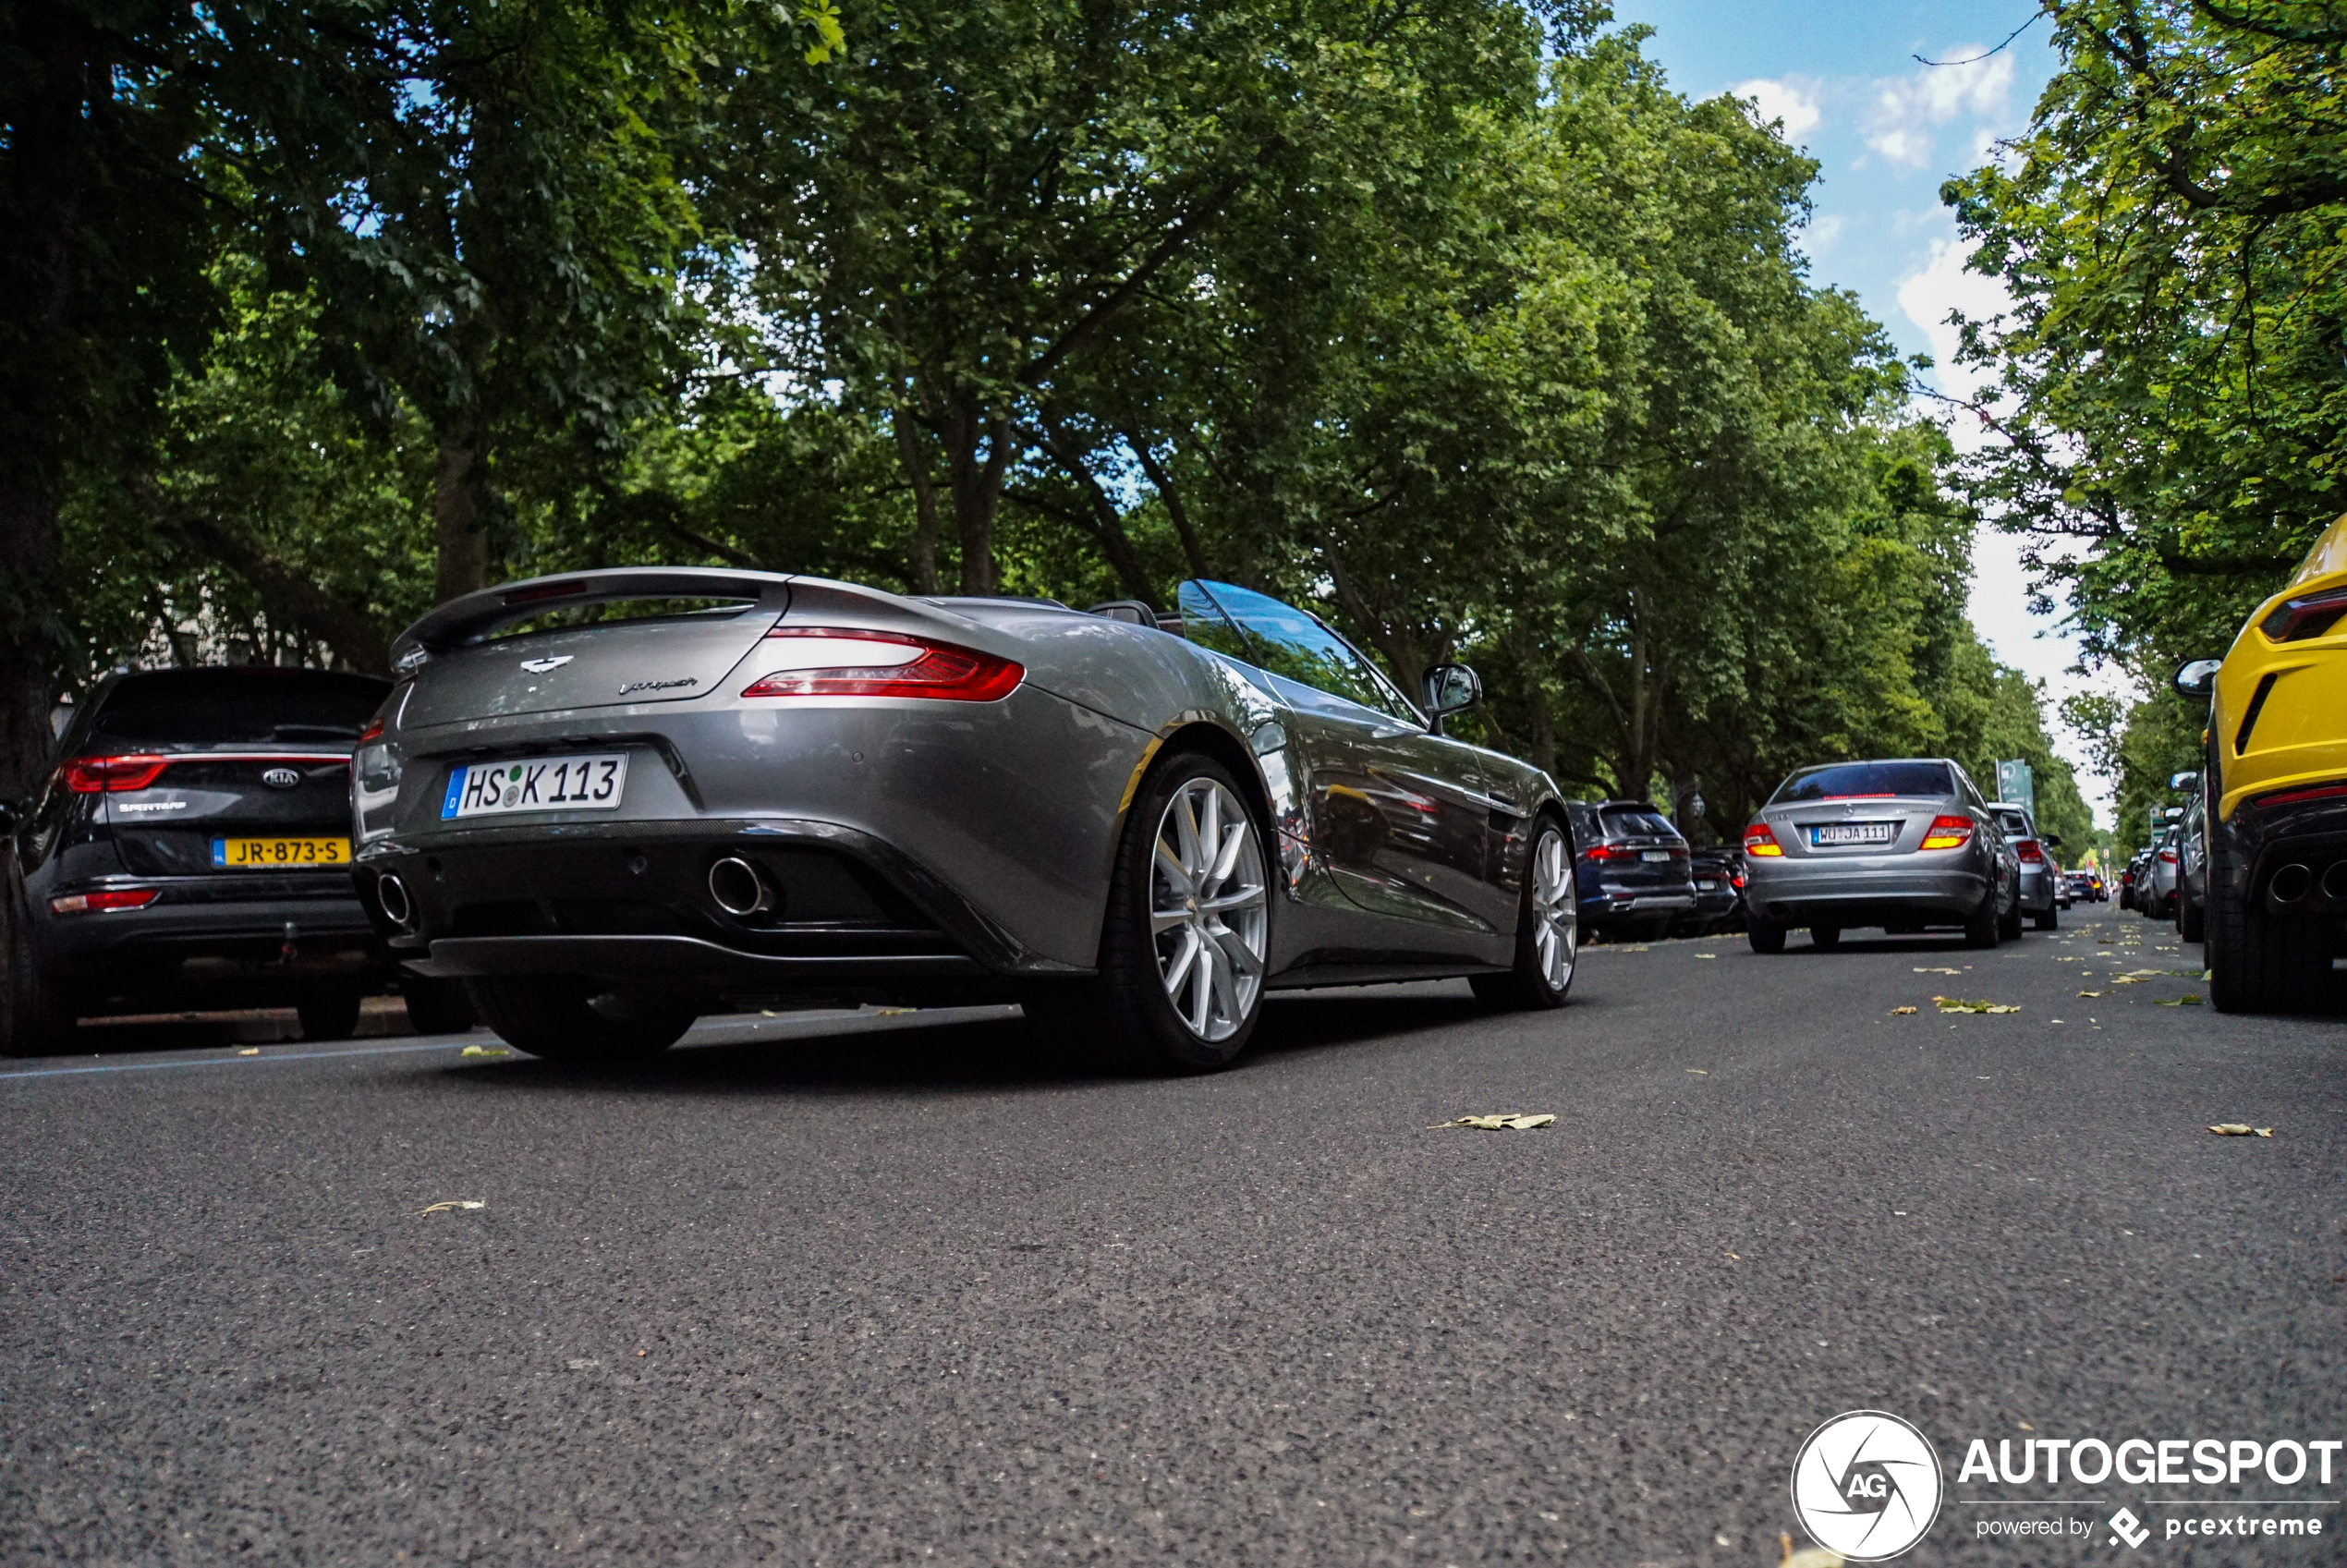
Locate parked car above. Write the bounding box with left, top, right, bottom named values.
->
left=1989, top=802, right=2063, bottom=930
left=2, top=666, right=403, bottom=1054
left=2050, top=861, right=2073, bottom=910
left=1739, top=758, right=2021, bottom=952
left=2171, top=774, right=2208, bottom=942
left=2064, top=869, right=2105, bottom=903
left=350, top=569, right=1579, bottom=1070
left=1675, top=847, right=1745, bottom=935
left=2145, top=826, right=2182, bottom=918
left=2175, top=508, right=2347, bottom=1010
left=1562, top=800, right=1696, bottom=942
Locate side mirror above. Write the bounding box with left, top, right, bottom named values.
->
left=2170, top=771, right=2200, bottom=791
left=2172, top=657, right=2221, bottom=699
left=2162, top=805, right=2184, bottom=821
left=1421, top=662, right=1482, bottom=720
left=2043, top=833, right=2064, bottom=850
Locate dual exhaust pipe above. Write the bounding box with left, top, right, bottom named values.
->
left=2265, top=859, right=2347, bottom=910
left=373, top=857, right=782, bottom=929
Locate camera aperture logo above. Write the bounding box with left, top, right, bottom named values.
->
left=1791, top=1410, right=1945, bottom=1561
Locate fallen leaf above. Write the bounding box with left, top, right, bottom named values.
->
left=1914, top=966, right=1961, bottom=974
left=1889, top=1005, right=1917, bottom=1015
left=1696, top=953, right=1718, bottom=959
left=2077, top=990, right=2104, bottom=997
left=2201, top=968, right=2214, bottom=980
left=2207, top=1124, right=2274, bottom=1137
left=1613, top=944, right=1650, bottom=953
left=459, top=1044, right=511, bottom=1057
left=1782, top=1532, right=1845, bottom=1568
left=1935, top=997, right=2020, bottom=1014
left=1437, top=1113, right=1556, bottom=1131
left=420, top=1199, right=487, bottom=1215
left=2056, top=956, right=2083, bottom=963
left=2111, top=977, right=2145, bottom=985
left=237, top=1047, right=261, bottom=1056
left=1686, top=1068, right=1709, bottom=1075
left=2154, top=994, right=2204, bottom=1006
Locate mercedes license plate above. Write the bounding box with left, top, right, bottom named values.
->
left=443, top=754, right=627, bottom=820
left=1810, top=821, right=1897, bottom=846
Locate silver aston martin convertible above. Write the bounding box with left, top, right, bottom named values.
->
left=350, top=568, right=1578, bottom=1069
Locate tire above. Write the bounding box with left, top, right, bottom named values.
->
left=1, top=875, right=75, bottom=1058
left=1470, top=814, right=1575, bottom=1009
left=2179, top=888, right=2205, bottom=943
left=400, top=975, right=480, bottom=1035
left=1810, top=925, right=1841, bottom=950
left=2032, top=903, right=2057, bottom=931
left=296, top=990, right=364, bottom=1041
left=1999, top=893, right=2025, bottom=942
left=1964, top=896, right=2000, bottom=949
left=2207, top=833, right=2328, bottom=1015
left=1022, top=751, right=1271, bottom=1072
left=1747, top=918, right=1788, bottom=954
left=463, top=976, right=698, bottom=1063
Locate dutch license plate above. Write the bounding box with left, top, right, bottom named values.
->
left=1811, top=821, right=1897, bottom=846
left=213, top=836, right=350, bottom=869
left=442, top=754, right=628, bottom=820
left=1641, top=849, right=1672, bottom=862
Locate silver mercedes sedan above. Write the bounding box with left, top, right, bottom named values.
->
left=350, top=568, right=1578, bottom=1069
left=1739, top=759, right=2022, bottom=952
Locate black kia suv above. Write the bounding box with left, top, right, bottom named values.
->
left=2, top=666, right=398, bottom=1054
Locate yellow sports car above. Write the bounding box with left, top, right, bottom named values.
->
left=2178, top=511, right=2347, bottom=1012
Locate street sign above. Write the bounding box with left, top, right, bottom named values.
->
left=1996, top=760, right=2034, bottom=816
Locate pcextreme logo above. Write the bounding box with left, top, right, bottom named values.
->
left=1790, top=1411, right=1944, bottom=1562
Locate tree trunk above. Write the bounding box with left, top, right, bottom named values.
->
left=1125, top=436, right=1211, bottom=580
left=942, top=403, right=1011, bottom=596
left=0, top=475, right=61, bottom=805
left=892, top=413, right=943, bottom=594
left=432, top=428, right=489, bottom=603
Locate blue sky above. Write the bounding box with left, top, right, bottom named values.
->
left=1605, top=3, right=2116, bottom=816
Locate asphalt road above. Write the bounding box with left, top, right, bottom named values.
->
left=4, top=902, right=2341, bottom=1566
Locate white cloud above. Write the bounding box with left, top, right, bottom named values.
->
left=1731, top=76, right=1821, bottom=142
left=1897, top=228, right=2011, bottom=415
left=1803, top=213, right=1845, bottom=258
left=1863, top=50, right=2015, bottom=169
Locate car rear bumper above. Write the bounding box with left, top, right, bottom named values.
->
left=354, top=816, right=1072, bottom=987
left=1743, top=862, right=1988, bottom=925
left=2212, top=790, right=2347, bottom=921
left=30, top=876, right=392, bottom=1004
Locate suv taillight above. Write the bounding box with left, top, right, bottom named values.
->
left=741, top=628, right=1023, bottom=701
left=61, top=755, right=171, bottom=793
left=2015, top=840, right=2044, bottom=863
left=1744, top=823, right=1782, bottom=857
left=1920, top=814, right=1974, bottom=849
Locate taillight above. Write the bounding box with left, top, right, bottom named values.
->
left=2015, top=840, right=2044, bottom=863
left=50, top=887, right=161, bottom=915
left=2159, top=846, right=2178, bottom=864
left=740, top=628, right=1023, bottom=701
left=1583, top=844, right=1620, bottom=861
left=2259, top=586, right=2347, bottom=642
left=61, top=755, right=171, bottom=793
left=1730, top=872, right=1745, bottom=890
left=1920, top=814, right=1974, bottom=849
left=2252, top=781, right=2347, bottom=809
left=359, top=717, right=385, bottom=744
left=1744, top=823, right=1782, bottom=857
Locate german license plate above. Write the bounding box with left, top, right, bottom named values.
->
left=1696, top=879, right=1719, bottom=890
left=1641, top=849, right=1672, bottom=862
left=213, top=836, right=350, bottom=869
left=1811, top=821, right=1897, bottom=845
left=442, top=754, right=628, bottom=820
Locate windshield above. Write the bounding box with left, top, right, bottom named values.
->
left=1771, top=761, right=1952, bottom=804
left=87, top=669, right=391, bottom=750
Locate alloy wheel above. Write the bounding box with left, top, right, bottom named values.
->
left=1149, top=777, right=1269, bottom=1040
left=1531, top=825, right=1577, bottom=991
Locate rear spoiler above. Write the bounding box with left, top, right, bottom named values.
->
left=389, top=568, right=795, bottom=670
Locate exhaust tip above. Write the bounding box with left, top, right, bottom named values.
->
left=2269, top=862, right=2313, bottom=904
left=376, top=872, right=416, bottom=930
left=708, top=857, right=773, bottom=918
left=2324, top=861, right=2347, bottom=902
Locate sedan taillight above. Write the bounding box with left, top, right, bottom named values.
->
left=1744, top=823, right=1782, bottom=857
left=2159, top=846, right=2178, bottom=864
left=61, top=755, right=171, bottom=793
left=1920, top=814, right=1974, bottom=850
left=741, top=628, right=1023, bottom=701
